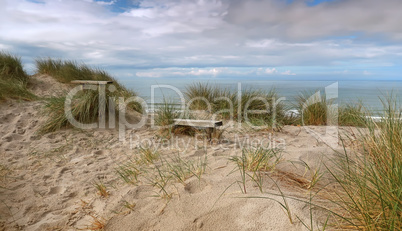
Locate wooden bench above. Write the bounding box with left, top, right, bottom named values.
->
left=71, top=80, right=113, bottom=90
left=173, top=119, right=223, bottom=140
left=70, top=80, right=113, bottom=85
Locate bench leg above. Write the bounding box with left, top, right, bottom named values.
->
left=98, top=84, right=106, bottom=129
left=207, top=127, right=215, bottom=142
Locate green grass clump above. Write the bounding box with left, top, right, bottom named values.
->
left=0, top=52, right=36, bottom=101
left=154, top=100, right=178, bottom=128
left=295, top=91, right=368, bottom=127
left=165, top=154, right=208, bottom=184
left=231, top=147, right=282, bottom=172
left=0, top=78, right=36, bottom=101
left=116, top=160, right=141, bottom=185
left=35, top=58, right=138, bottom=100
left=184, top=82, right=287, bottom=129
left=36, top=58, right=110, bottom=82
left=40, top=88, right=124, bottom=133
left=328, top=95, right=402, bottom=230
left=40, top=92, right=99, bottom=133
left=239, top=88, right=287, bottom=128
left=154, top=100, right=179, bottom=136
left=154, top=100, right=197, bottom=136
left=0, top=51, right=28, bottom=83
left=137, top=147, right=160, bottom=164
left=295, top=90, right=330, bottom=126
left=338, top=102, right=367, bottom=127
left=230, top=148, right=282, bottom=193
left=37, top=58, right=142, bottom=133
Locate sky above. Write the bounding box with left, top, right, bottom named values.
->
left=1, top=0, right=402, bottom=80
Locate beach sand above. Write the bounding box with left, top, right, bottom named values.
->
left=0, top=75, right=353, bottom=230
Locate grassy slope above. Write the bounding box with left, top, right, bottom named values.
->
left=0, top=51, right=36, bottom=101
left=37, top=58, right=142, bottom=133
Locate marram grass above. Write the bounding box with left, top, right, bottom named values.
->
left=0, top=51, right=36, bottom=101
left=0, top=78, right=36, bottom=101
left=184, top=82, right=288, bottom=129
left=326, top=95, right=402, bottom=230
left=35, top=58, right=139, bottom=101
left=38, top=58, right=142, bottom=133
left=0, top=51, right=28, bottom=83
left=295, top=90, right=367, bottom=127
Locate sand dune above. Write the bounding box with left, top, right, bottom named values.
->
left=0, top=75, right=353, bottom=230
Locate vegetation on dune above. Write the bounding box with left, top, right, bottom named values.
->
left=311, top=95, right=399, bottom=230
left=338, top=101, right=367, bottom=127
left=0, top=51, right=36, bottom=101
left=40, top=83, right=142, bottom=133
left=0, top=51, right=28, bottom=83
left=295, top=90, right=367, bottom=127
left=0, top=78, right=37, bottom=101
left=37, top=58, right=142, bottom=133
left=229, top=147, right=282, bottom=194
left=184, top=82, right=288, bottom=129
left=295, top=90, right=330, bottom=126
left=40, top=91, right=106, bottom=133
left=154, top=99, right=198, bottom=137
left=154, top=100, right=179, bottom=128
left=35, top=58, right=138, bottom=99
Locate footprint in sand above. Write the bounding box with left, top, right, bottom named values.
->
left=2, top=135, right=13, bottom=142
left=58, top=167, right=71, bottom=177
left=184, top=178, right=208, bottom=194
left=190, top=150, right=206, bottom=157
left=3, top=134, right=23, bottom=142
left=28, top=120, right=38, bottom=129
left=92, top=150, right=110, bottom=161
left=93, top=150, right=105, bottom=155
left=29, top=135, right=40, bottom=141
left=47, top=134, right=56, bottom=139
left=48, top=186, right=64, bottom=195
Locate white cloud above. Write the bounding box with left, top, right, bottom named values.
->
left=0, top=0, right=401, bottom=79
left=281, top=70, right=296, bottom=76
left=95, top=0, right=116, bottom=6
left=265, top=68, right=277, bottom=74
left=84, top=0, right=116, bottom=5
left=136, top=71, right=162, bottom=78
left=0, top=43, right=10, bottom=50
left=363, top=70, right=372, bottom=75
left=134, top=67, right=267, bottom=78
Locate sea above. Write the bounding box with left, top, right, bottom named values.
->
left=120, top=78, right=402, bottom=113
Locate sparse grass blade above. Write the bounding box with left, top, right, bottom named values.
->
left=116, top=160, right=141, bottom=185
left=230, top=147, right=282, bottom=194
left=154, top=99, right=178, bottom=135
left=137, top=147, right=160, bottom=165
left=325, top=94, right=402, bottom=230
left=93, top=180, right=110, bottom=198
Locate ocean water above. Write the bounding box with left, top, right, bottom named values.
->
left=121, top=78, right=402, bottom=112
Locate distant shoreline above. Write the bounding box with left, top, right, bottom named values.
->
left=121, top=79, right=402, bottom=111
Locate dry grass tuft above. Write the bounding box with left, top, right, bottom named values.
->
left=93, top=180, right=110, bottom=198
